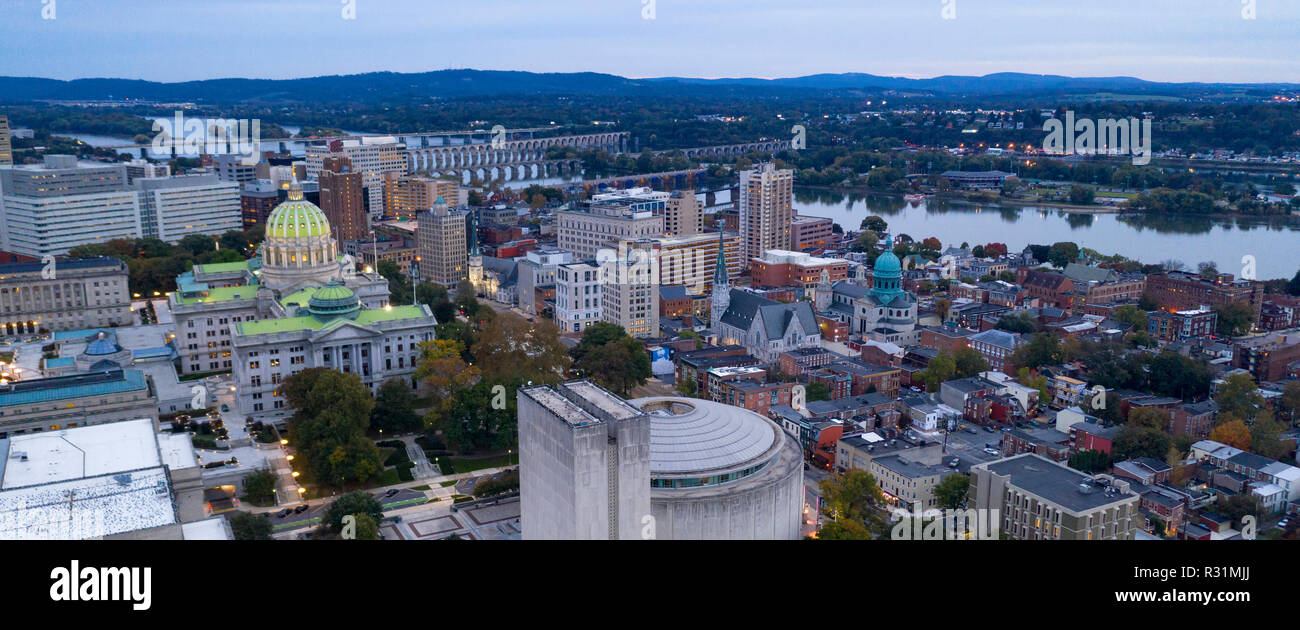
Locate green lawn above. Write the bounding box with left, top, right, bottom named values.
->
left=439, top=480, right=457, bottom=488
left=410, top=485, right=431, bottom=491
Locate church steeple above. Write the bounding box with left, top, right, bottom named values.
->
left=711, top=230, right=731, bottom=330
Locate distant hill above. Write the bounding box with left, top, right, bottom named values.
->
left=0, top=69, right=1295, bottom=104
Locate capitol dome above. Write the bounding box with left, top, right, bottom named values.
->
left=871, top=234, right=904, bottom=304
left=259, top=182, right=342, bottom=292
left=266, top=194, right=330, bottom=239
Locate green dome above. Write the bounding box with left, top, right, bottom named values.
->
left=307, top=283, right=360, bottom=321
left=267, top=189, right=331, bottom=239
left=873, top=234, right=902, bottom=275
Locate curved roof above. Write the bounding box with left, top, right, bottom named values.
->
left=306, top=283, right=361, bottom=321
left=266, top=197, right=330, bottom=239
left=84, top=332, right=123, bottom=356
left=631, top=397, right=778, bottom=475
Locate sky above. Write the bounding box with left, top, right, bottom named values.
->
left=1, top=0, right=1297, bottom=84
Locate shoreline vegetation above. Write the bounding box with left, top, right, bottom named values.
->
left=796, top=184, right=1300, bottom=222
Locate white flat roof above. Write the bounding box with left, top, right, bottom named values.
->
left=182, top=517, right=232, bottom=540
left=0, top=467, right=176, bottom=539
left=2, top=419, right=191, bottom=490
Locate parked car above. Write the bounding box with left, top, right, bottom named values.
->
left=384, top=489, right=400, bottom=498
left=277, top=508, right=292, bottom=518
left=965, top=428, right=978, bottom=435
left=983, top=426, right=994, bottom=433
left=293, top=504, right=309, bottom=514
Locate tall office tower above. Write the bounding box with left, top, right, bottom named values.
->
left=416, top=197, right=467, bottom=287
left=663, top=189, right=702, bottom=236
left=0, top=115, right=12, bottom=165
left=518, top=380, right=651, bottom=540
left=133, top=174, right=241, bottom=242
left=305, top=137, right=406, bottom=221
left=0, top=156, right=140, bottom=257
left=601, top=239, right=659, bottom=338
left=737, top=163, right=793, bottom=263
left=383, top=174, right=462, bottom=218
left=318, top=156, right=368, bottom=241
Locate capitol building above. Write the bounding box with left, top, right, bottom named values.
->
left=168, top=182, right=438, bottom=423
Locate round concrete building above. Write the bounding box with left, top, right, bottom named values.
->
left=632, top=396, right=804, bottom=540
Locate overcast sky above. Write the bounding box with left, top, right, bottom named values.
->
left=2, top=0, right=1297, bottom=84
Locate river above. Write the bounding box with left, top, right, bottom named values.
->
left=724, top=188, right=1300, bottom=280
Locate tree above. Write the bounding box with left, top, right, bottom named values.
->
left=816, top=518, right=873, bottom=540
left=1112, top=305, right=1148, bottom=331
left=805, top=381, right=831, bottom=402
left=230, top=512, right=273, bottom=540
left=371, top=378, right=423, bottom=435
left=919, top=350, right=956, bottom=392
left=1069, top=449, right=1112, bottom=473
left=178, top=233, right=216, bottom=257
left=1249, top=412, right=1287, bottom=459
left=439, top=379, right=519, bottom=452
left=851, top=230, right=879, bottom=253
left=995, top=312, right=1038, bottom=334
left=1009, top=333, right=1067, bottom=372
left=415, top=339, right=480, bottom=424
left=474, top=316, right=570, bottom=386
left=1215, top=373, right=1265, bottom=422
left=1279, top=381, right=1300, bottom=426
left=933, top=473, right=970, bottom=510
left=454, top=280, right=479, bottom=317
left=1047, top=241, right=1080, bottom=267
left=241, top=468, right=278, bottom=505
left=1209, top=418, right=1252, bottom=450
left=283, top=368, right=383, bottom=488
left=578, top=339, right=651, bottom=396
left=1213, top=302, right=1255, bottom=337
left=1067, top=185, right=1095, bottom=205
left=1288, top=269, right=1300, bottom=296
left=934, top=298, right=951, bottom=321
left=952, top=347, right=990, bottom=378
left=859, top=215, right=889, bottom=234
left=571, top=323, right=651, bottom=396
left=1113, top=424, right=1171, bottom=461
left=1216, top=494, right=1262, bottom=530
left=323, top=491, right=384, bottom=534
left=1197, top=261, right=1219, bottom=282
left=817, top=469, right=887, bottom=538
left=1127, top=407, right=1170, bottom=431
left=348, top=513, right=380, bottom=540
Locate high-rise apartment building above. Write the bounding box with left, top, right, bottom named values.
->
left=383, top=174, right=462, bottom=219
left=416, top=197, right=468, bottom=287
left=602, top=239, right=660, bottom=338
left=653, top=231, right=742, bottom=294
left=555, top=260, right=603, bottom=334
left=738, top=163, right=793, bottom=263
left=0, top=115, right=13, bottom=166
left=124, top=159, right=171, bottom=184
left=318, top=156, right=368, bottom=241
left=663, top=189, right=702, bottom=236
left=306, top=137, right=407, bottom=221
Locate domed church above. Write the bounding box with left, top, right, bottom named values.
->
left=851, top=234, right=919, bottom=345
left=168, top=183, right=438, bottom=424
